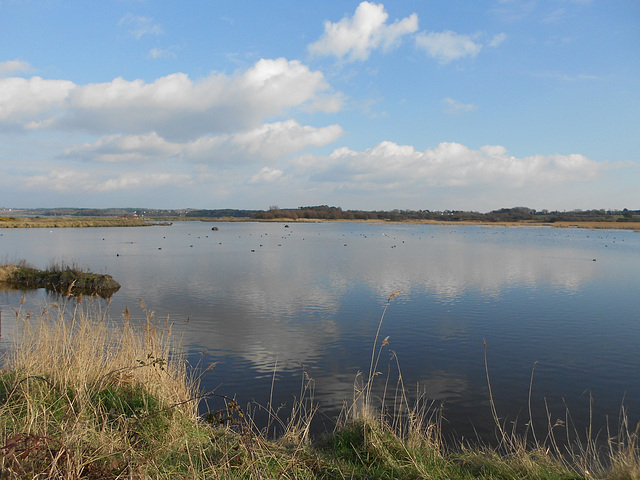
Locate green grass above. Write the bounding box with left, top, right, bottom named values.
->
left=0, top=296, right=638, bottom=479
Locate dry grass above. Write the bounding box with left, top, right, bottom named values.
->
left=0, top=216, right=163, bottom=228
left=7, top=301, right=194, bottom=411
left=0, top=265, right=19, bottom=283
left=0, top=298, right=209, bottom=478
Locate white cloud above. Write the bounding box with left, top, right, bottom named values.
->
left=415, top=30, right=506, bottom=64
left=0, top=59, right=340, bottom=140
left=306, top=93, right=345, bottom=113
left=0, top=76, right=75, bottom=123
left=442, top=97, right=477, bottom=114
left=63, top=120, right=343, bottom=164
left=248, top=167, right=284, bottom=184
left=415, top=31, right=482, bottom=64
left=303, top=141, right=605, bottom=190
left=93, top=173, right=190, bottom=192
left=0, top=59, right=32, bottom=77
left=488, top=32, right=507, bottom=47
left=231, top=120, right=343, bottom=161
left=118, top=13, right=163, bottom=39
left=308, top=1, right=418, bottom=61
left=63, top=132, right=183, bottom=163
left=25, top=169, right=191, bottom=193
left=148, top=46, right=178, bottom=59
left=24, top=170, right=92, bottom=192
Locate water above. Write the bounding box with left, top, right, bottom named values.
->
left=1, top=222, right=639, bottom=442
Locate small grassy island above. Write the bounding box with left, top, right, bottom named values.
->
left=0, top=263, right=120, bottom=297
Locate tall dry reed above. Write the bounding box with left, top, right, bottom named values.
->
left=0, top=298, right=206, bottom=478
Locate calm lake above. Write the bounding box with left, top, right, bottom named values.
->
left=1, top=221, right=639, bottom=443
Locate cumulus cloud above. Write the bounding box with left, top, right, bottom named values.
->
left=306, top=93, right=344, bottom=113
left=308, top=1, right=418, bottom=61
left=415, top=30, right=506, bottom=64
left=0, top=58, right=340, bottom=140
left=309, top=3, right=503, bottom=65
left=0, top=76, right=75, bottom=123
left=415, top=31, right=482, bottom=64
left=303, top=141, right=605, bottom=190
left=25, top=169, right=191, bottom=193
left=0, top=59, right=32, bottom=77
left=231, top=120, right=343, bottom=161
left=148, top=46, right=179, bottom=59
left=63, top=120, right=343, bottom=164
left=63, top=132, right=182, bottom=163
left=248, top=167, right=285, bottom=184
left=92, top=173, right=190, bottom=192
left=24, top=170, right=92, bottom=192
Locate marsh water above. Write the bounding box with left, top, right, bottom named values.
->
left=1, top=221, right=639, bottom=442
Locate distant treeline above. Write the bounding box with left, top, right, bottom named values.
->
left=184, top=209, right=260, bottom=218
left=252, top=205, right=639, bottom=222
left=7, top=206, right=639, bottom=222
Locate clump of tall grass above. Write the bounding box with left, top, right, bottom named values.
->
left=45, top=259, right=85, bottom=275
left=0, top=298, right=216, bottom=478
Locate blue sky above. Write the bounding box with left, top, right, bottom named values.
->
left=1, top=0, right=638, bottom=211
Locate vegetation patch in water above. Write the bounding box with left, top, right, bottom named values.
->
left=0, top=262, right=120, bottom=297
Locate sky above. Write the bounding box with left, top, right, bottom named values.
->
left=1, top=0, right=638, bottom=212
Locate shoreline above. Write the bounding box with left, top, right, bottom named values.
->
left=0, top=216, right=171, bottom=228
left=167, top=217, right=640, bottom=231
left=1, top=215, right=639, bottom=231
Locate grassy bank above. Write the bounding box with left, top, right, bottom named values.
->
left=2, top=214, right=640, bottom=231
left=0, top=298, right=638, bottom=479
left=0, top=216, right=170, bottom=228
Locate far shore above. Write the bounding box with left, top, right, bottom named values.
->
left=158, top=216, right=640, bottom=231
left=256, top=218, right=640, bottom=230
left=0, top=216, right=171, bottom=228
left=1, top=215, right=639, bottom=231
